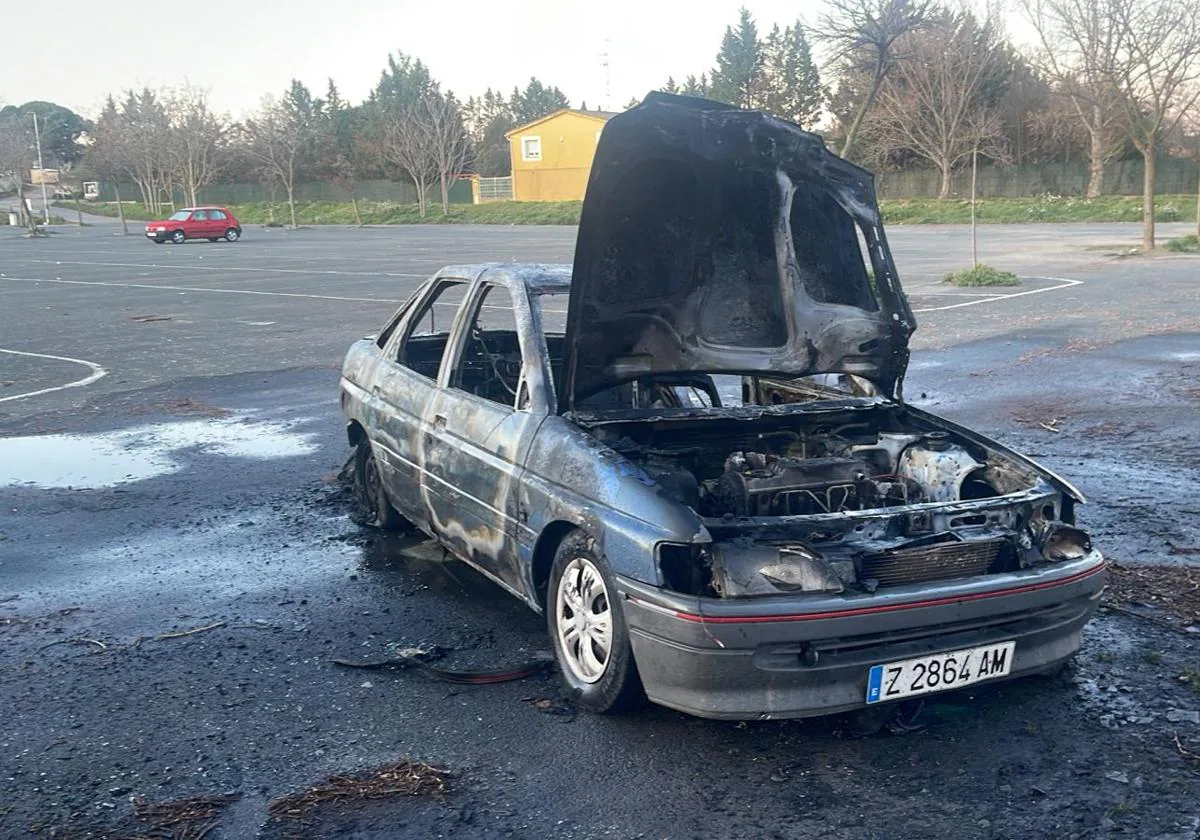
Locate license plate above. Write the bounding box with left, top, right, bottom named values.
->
left=866, top=640, right=1015, bottom=704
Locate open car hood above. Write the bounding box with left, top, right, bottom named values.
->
left=562, top=93, right=916, bottom=412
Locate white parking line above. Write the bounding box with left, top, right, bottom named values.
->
left=25, top=259, right=427, bottom=279
left=1, top=275, right=573, bottom=315
left=912, top=276, right=1081, bottom=313
left=0, top=348, right=108, bottom=403
left=2, top=276, right=406, bottom=304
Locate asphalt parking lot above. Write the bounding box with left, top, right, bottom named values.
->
left=2, top=219, right=1199, bottom=839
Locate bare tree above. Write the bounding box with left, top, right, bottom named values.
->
left=1020, top=0, right=1127, bottom=196
left=380, top=103, right=440, bottom=218
left=166, top=88, right=228, bottom=207
left=89, top=97, right=132, bottom=234
left=426, top=93, right=472, bottom=215
left=1107, top=0, right=1200, bottom=250
left=245, top=85, right=322, bottom=228
left=817, top=0, right=936, bottom=159
left=868, top=13, right=1010, bottom=198
left=0, top=112, right=36, bottom=232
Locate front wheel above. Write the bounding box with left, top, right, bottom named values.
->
left=225, top=228, right=240, bottom=242
left=548, top=532, right=643, bottom=713
left=170, top=230, right=185, bottom=244
left=352, top=441, right=409, bottom=531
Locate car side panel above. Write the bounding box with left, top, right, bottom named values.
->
left=516, top=414, right=709, bottom=600
left=422, top=391, right=544, bottom=594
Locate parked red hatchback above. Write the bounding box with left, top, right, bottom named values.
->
left=145, top=207, right=242, bottom=244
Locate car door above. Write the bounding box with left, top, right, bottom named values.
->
left=366, top=278, right=470, bottom=533
left=208, top=209, right=229, bottom=236
left=421, top=278, right=547, bottom=594
left=185, top=210, right=206, bottom=238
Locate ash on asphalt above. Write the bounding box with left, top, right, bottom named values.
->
left=2, top=225, right=1199, bottom=839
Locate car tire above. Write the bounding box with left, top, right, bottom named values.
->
left=547, top=531, right=643, bottom=714
left=353, top=441, right=409, bottom=531
left=225, top=228, right=240, bottom=242
left=170, top=230, right=185, bottom=244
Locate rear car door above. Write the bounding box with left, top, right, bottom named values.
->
left=421, top=279, right=547, bottom=593
left=208, top=208, right=230, bottom=236
left=369, top=279, right=469, bottom=531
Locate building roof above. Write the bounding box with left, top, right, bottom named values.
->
left=505, top=109, right=618, bottom=138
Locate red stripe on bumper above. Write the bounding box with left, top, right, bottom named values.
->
left=657, top=564, right=1107, bottom=625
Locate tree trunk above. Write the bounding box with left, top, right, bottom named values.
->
left=1087, top=136, right=1104, bottom=198
left=840, top=60, right=885, bottom=160
left=416, top=180, right=428, bottom=218
left=1195, top=162, right=1199, bottom=239
left=440, top=172, right=450, bottom=215
left=938, top=162, right=953, bottom=199
left=286, top=181, right=297, bottom=228
left=1141, top=145, right=1156, bottom=252
left=970, top=150, right=979, bottom=269
left=113, top=183, right=129, bottom=235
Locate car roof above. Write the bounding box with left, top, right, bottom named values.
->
left=432, top=263, right=571, bottom=295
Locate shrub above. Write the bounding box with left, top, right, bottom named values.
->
left=943, top=264, right=1021, bottom=287
left=1165, top=234, right=1199, bottom=253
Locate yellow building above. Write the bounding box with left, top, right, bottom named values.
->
left=506, top=109, right=616, bottom=201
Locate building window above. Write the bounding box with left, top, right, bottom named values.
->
left=521, top=136, right=542, bottom=161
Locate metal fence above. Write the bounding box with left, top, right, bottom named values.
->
left=475, top=176, right=514, bottom=202
left=875, top=158, right=1200, bottom=199
left=93, top=178, right=473, bottom=206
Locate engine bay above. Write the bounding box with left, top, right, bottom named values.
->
left=584, top=406, right=1090, bottom=597
left=595, top=413, right=1032, bottom=520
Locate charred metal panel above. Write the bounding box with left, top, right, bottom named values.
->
left=564, top=93, right=915, bottom=410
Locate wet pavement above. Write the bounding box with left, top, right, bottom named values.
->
left=1, top=224, right=1198, bottom=839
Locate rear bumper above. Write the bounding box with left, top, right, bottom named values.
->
left=618, top=552, right=1106, bottom=720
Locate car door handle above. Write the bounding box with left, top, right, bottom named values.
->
left=433, top=414, right=447, bottom=429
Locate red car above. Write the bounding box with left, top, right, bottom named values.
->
left=145, top=207, right=242, bottom=244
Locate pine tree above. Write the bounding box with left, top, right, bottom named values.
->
left=662, top=77, right=680, bottom=94
left=762, top=21, right=822, bottom=128
left=709, top=8, right=763, bottom=108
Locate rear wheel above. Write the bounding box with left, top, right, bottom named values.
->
left=353, top=441, right=409, bottom=531
left=225, top=228, right=240, bottom=242
left=170, top=230, right=185, bottom=244
left=548, top=531, right=643, bottom=713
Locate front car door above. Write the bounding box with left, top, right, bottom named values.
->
left=421, top=276, right=549, bottom=600
left=184, top=209, right=207, bottom=238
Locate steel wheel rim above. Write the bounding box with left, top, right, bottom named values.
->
left=172, top=231, right=184, bottom=243
left=359, top=449, right=381, bottom=521
left=227, top=230, right=238, bottom=241
left=555, top=556, right=613, bottom=684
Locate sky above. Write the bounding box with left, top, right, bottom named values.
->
left=4, top=0, right=846, bottom=119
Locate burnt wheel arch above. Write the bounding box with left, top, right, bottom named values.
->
left=531, top=520, right=580, bottom=611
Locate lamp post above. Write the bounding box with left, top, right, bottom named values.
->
left=33, top=112, right=49, bottom=225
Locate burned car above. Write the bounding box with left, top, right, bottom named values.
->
left=340, top=94, right=1105, bottom=719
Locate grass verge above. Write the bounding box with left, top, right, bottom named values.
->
left=59, top=194, right=1199, bottom=227
left=943, top=264, right=1021, bottom=287
left=1165, top=234, right=1200, bottom=253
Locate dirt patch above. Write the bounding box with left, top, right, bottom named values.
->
left=266, top=760, right=452, bottom=821
left=1106, top=563, right=1200, bottom=627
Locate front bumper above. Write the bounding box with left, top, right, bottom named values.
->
left=618, top=551, right=1106, bottom=720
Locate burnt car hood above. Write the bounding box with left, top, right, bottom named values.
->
left=562, top=93, right=915, bottom=411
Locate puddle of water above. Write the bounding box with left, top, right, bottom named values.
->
left=0, top=415, right=319, bottom=488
